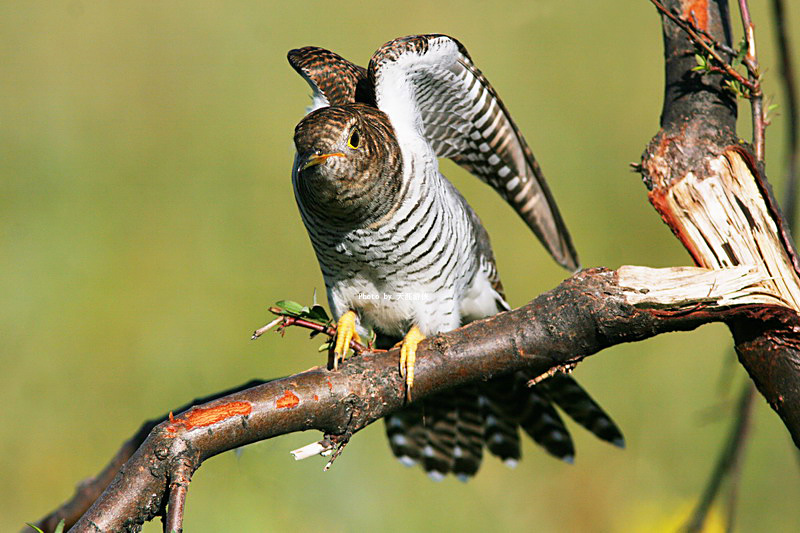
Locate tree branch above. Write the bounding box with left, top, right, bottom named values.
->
left=31, top=266, right=797, bottom=532
left=649, top=0, right=765, bottom=159
left=28, top=380, right=269, bottom=533
left=642, top=0, right=800, bottom=457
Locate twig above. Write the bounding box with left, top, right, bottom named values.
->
left=650, top=1, right=755, bottom=92
left=679, top=6, right=766, bottom=528
left=684, top=382, right=755, bottom=533
left=252, top=309, right=369, bottom=354
left=526, top=361, right=578, bottom=387
left=737, top=0, right=765, bottom=162
left=649, top=0, right=765, bottom=159
left=165, top=461, right=193, bottom=533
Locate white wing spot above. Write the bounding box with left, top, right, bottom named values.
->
left=428, top=470, right=446, bottom=482
left=391, top=434, right=409, bottom=446
left=398, top=455, right=417, bottom=467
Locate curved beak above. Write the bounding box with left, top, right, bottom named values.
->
left=300, top=151, right=345, bottom=171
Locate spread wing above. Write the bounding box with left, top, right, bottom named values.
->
left=368, top=34, right=579, bottom=271
left=287, top=46, right=373, bottom=112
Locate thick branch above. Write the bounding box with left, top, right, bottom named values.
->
left=643, top=0, right=800, bottom=458
left=30, top=380, right=269, bottom=533
left=56, top=266, right=798, bottom=532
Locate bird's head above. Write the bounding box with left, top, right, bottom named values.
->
left=293, top=103, right=402, bottom=224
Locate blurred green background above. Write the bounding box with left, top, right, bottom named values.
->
left=2, top=1, right=798, bottom=531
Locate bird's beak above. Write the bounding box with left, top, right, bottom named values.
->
left=301, top=151, right=345, bottom=171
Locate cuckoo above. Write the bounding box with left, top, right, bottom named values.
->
left=289, top=34, right=623, bottom=479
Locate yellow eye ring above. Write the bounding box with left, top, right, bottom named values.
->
left=347, top=129, right=360, bottom=149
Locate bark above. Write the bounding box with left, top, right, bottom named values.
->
left=30, top=267, right=798, bottom=532
left=641, top=0, right=800, bottom=450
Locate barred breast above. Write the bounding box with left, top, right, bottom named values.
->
left=299, top=167, right=493, bottom=338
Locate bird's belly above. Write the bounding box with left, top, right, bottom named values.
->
left=332, top=273, right=428, bottom=337
left=320, top=189, right=474, bottom=337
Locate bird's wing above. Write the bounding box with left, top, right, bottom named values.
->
left=287, top=46, right=373, bottom=113
left=369, top=34, right=579, bottom=271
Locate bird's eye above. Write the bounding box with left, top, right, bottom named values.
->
left=347, top=129, right=360, bottom=149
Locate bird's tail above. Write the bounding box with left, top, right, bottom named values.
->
left=384, top=371, right=624, bottom=480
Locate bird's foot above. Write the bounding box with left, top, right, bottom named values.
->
left=397, top=325, right=426, bottom=401
left=333, top=310, right=361, bottom=370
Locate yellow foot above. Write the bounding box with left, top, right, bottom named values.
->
left=397, top=325, right=426, bottom=401
left=333, top=310, right=361, bottom=370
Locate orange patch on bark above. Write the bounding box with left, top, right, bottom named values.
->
left=169, top=401, right=252, bottom=430
left=648, top=188, right=705, bottom=267
left=276, top=390, right=300, bottom=409
left=683, top=0, right=708, bottom=32
left=313, top=395, right=319, bottom=401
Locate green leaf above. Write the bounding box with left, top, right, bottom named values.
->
left=318, top=340, right=333, bottom=352
left=735, top=38, right=748, bottom=64
left=274, top=298, right=332, bottom=323
left=692, top=53, right=711, bottom=73
left=25, top=520, right=64, bottom=533
left=305, top=304, right=330, bottom=322
left=694, top=53, right=705, bottom=67
left=273, top=300, right=306, bottom=317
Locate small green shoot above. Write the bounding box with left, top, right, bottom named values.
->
left=25, top=520, right=65, bottom=533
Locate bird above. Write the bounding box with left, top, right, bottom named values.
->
left=288, top=34, right=623, bottom=479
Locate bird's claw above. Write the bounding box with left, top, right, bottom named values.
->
left=397, top=325, right=425, bottom=401
left=333, top=310, right=360, bottom=370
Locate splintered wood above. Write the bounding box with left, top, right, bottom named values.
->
left=617, top=265, right=786, bottom=309
left=649, top=148, right=800, bottom=312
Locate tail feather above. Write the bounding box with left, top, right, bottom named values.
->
left=383, top=370, right=623, bottom=480
left=537, top=373, right=625, bottom=448
left=385, top=402, right=426, bottom=467
left=518, top=384, right=575, bottom=462
left=480, top=374, right=522, bottom=463
left=421, top=391, right=458, bottom=478
left=452, top=386, right=484, bottom=479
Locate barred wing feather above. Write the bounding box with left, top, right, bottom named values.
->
left=287, top=46, right=372, bottom=112
left=369, top=34, right=579, bottom=271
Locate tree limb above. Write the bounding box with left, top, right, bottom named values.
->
left=29, top=266, right=797, bottom=532
left=643, top=0, right=800, bottom=456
